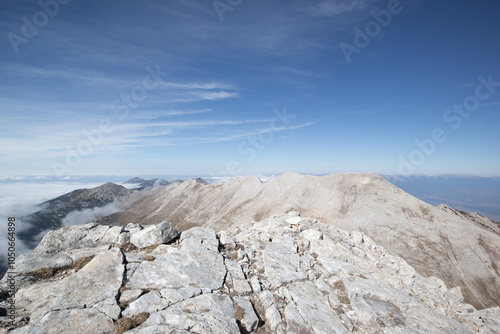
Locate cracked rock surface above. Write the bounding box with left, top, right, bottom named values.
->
left=1, top=213, right=499, bottom=333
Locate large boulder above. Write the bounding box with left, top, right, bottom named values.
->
left=129, top=221, right=179, bottom=249
left=35, top=223, right=127, bottom=253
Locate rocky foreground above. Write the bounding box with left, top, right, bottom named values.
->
left=1, top=213, right=499, bottom=333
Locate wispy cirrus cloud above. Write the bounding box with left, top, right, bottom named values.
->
left=303, top=0, right=378, bottom=17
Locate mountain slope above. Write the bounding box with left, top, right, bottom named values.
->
left=109, top=172, right=500, bottom=309
left=19, top=183, right=131, bottom=247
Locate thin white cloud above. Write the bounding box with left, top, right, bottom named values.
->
left=273, top=66, right=326, bottom=77
left=160, top=82, right=238, bottom=90
left=131, top=109, right=212, bottom=120
left=304, top=0, right=378, bottom=17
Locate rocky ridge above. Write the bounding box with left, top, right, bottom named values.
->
left=106, top=173, right=500, bottom=310
left=438, top=204, right=500, bottom=237
left=1, top=213, right=499, bottom=333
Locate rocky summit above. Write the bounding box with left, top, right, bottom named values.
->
left=107, top=173, right=500, bottom=310
left=1, top=213, right=499, bottom=333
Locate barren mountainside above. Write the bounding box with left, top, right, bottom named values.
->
left=18, top=183, right=131, bottom=248
left=101, top=172, right=500, bottom=310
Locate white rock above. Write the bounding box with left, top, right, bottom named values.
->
left=286, top=216, right=302, bottom=225
left=225, top=259, right=252, bottom=295
left=15, top=248, right=124, bottom=324
left=249, top=276, right=261, bottom=293
left=125, top=223, right=143, bottom=234
left=145, top=292, right=239, bottom=333
left=287, top=211, right=301, bottom=217
left=287, top=281, right=348, bottom=333
left=181, top=227, right=219, bottom=250
left=218, top=231, right=236, bottom=250
left=30, top=308, right=114, bottom=334
left=350, top=231, right=364, bottom=244
left=265, top=305, right=283, bottom=331
left=127, top=237, right=226, bottom=291
left=122, top=291, right=168, bottom=318
left=160, top=287, right=202, bottom=305
left=263, top=238, right=307, bottom=288
left=120, top=289, right=144, bottom=304
left=130, top=221, right=179, bottom=249
left=34, top=223, right=115, bottom=253
left=301, top=228, right=323, bottom=241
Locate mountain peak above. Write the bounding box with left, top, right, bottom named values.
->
left=104, top=172, right=500, bottom=309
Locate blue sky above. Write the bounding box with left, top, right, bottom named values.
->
left=1, top=0, right=499, bottom=177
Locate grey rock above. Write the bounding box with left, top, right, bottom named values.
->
left=225, top=259, right=252, bottom=295
left=127, top=237, right=225, bottom=291
left=125, top=262, right=140, bottom=281
left=145, top=292, right=239, bottom=333
left=130, top=221, right=178, bottom=249
left=125, top=223, right=143, bottom=234
left=249, top=276, right=261, bottom=293
left=180, top=226, right=219, bottom=251
left=93, top=297, right=121, bottom=320
left=29, top=308, right=114, bottom=334
left=263, top=236, right=307, bottom=288
left=287, top=281, right=348, bottom=334
left=122, top=291, right=168, bottom=318
left=99, top=225, right=126, bottom=244
left=14, top=248, right=124, bottom=324
left=63, top=247, right=108, bottom=263
left=15, top=252, right=73, bottom=276
left=218, top=231, right=236, bottom=250
left=125, top=252, right=145, bottom=263
left=160, top=287, right=202, bottom=305
left=123, top=325, right=189, bottom=334
left=233, top=296, right=259, bottom=332
left=120, top=289, right=144, bottom=305
left=265, top=305, right=283, bottom=331
left=34, top=223, right=128, bottom=254
left=285, top=303, right=311, bottom=333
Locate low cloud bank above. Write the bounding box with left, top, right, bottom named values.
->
left=0, top=181, right=103, bottom=277
left=61, top=199, right=126, bottom=227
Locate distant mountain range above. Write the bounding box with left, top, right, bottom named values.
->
left=7, top=173, right=500, bottom=310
